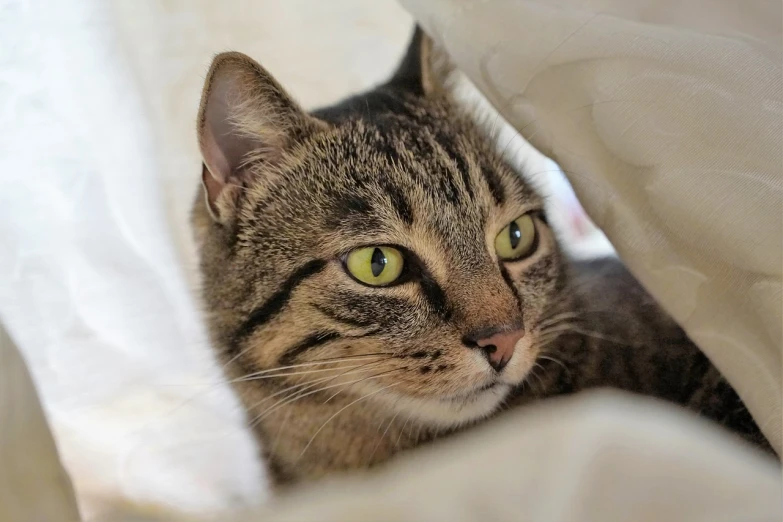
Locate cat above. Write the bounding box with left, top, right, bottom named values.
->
left=190, top=27, right=772, bottom=486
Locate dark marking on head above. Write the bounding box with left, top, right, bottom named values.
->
left=311, top=303, right=378, bottom=329
left=432, top=130, right=474, bottom=201
left=280, top=331, right=341, bottom=365
left=382, top=179, right=414, bottom=226
left=231, top=259, right=327, bottom=356
left=329, top=291, right=416, bottom=331
left=522, top=252, right=553, bottom=281
left=500, top=266, right=523, bottom=311
left=339, top=194, right=373, bottom=219
left=419, top=274, right=450, bottom=320
left=481, top=165, right=505, bottom=205
left=420, top=365, right=432, bottom=374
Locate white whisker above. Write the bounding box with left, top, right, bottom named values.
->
left=297, top=383, right=399, bottom=459
left=395, top=414, right=413, bottom=449
left=248, top=367, right=396, bottom=427
left=234, top=363, right=368, bottom=383
left=245, top=360, right=388, bottom=420
left=537, top=354, right=571, bottom=376
left=235, top=354, right=388, bottom=382
left=370, top=409, right=401, bottom=461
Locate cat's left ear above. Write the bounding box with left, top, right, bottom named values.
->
left=197, top=52, right=325, bottom=223
left=387, top=25, right=453, bottom=97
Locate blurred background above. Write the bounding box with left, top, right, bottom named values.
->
left=0, top=0, right=611, bottom=519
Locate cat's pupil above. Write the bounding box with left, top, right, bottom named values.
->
left=509, top=222, right=522, bottom=249
left=370, top=248, right=387, bottom=277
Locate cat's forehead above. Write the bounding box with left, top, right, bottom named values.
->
left=299, top=101, right=541, bottom=210
left=239, top=93, right=543, bottom=264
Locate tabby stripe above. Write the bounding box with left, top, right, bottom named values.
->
left=311, top=303, right=378, bottom=329
left=500, top=266, right=523, bottom=311
left=441, top=170, right=462, bottom=205
left=230, top=259, right=327, bottom=356
left=432, top=129, right=474, bottom=200
left=481, top=165, right=506, bottom=204
left=420, top=274, right=451, bottom=320
left=382, top=180, right=414, bottom=226
left=457, top=162, right=475, bottom=200
left=280, top=331, right=342, bottom=365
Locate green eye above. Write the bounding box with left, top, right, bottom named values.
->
left=494, top=214, right=537, bottom=261
left=345, top=246, right=404, bottom=286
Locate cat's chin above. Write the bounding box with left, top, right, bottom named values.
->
left=377, top=383, right=513, bottom=429
left=369, top=339, right=537, bottom=429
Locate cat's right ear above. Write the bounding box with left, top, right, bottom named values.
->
left=197, top=52, right=325, bottom=223
left=387, top=26, right=454, bottom=97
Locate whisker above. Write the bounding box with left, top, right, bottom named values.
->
left=535, top=331, right=571, bottom=345
left=537, top=322, right=581, bottom=338
left=245, top=360, right=388, bottom=423
left=369, top=409, right=401, bottom=462
left=536, top=354, right=572, bottom=377
left=537, top=312, right=583, bottom=330
left=218, top=339, right=256, bottom=373
left=322, top=368, right=402, bottom=404
left=534, top=324, right=578, bottom=346
left=235, top=353, right=389, bottom=382
left=270, top=407, right=293, bottom=455
left=536, top=335, right=566, bottom=356
left=165, top=356, right=387, bottom=388
left=246, top=375, right=333, bottom=413
left=395, top=415, right=413, bottom=449
left=412, top=421, right=426, bottom=446
left=234, top=363, right=370, bottom=383
left=248, top=366, right=397, bottom=428
left=562, top=326, right=628, bottom=345
left=528, top=363, right=548, bottom=391
left=297, top=383, right=399, bottom=459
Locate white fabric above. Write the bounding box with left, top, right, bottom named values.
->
left=400, top=0, right=783, bottom=453
left=0, top=1, right=270, bottom=516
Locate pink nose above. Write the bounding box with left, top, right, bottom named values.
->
left=470, top=328, right=524, bottom=372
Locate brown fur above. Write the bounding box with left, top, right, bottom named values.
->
left=191, top=28, right=772, bottom=488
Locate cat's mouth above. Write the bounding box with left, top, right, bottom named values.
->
left=377, top=380, right=512, bottom=428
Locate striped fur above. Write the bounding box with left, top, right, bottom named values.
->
left=191, top=28, right=771, bottom=487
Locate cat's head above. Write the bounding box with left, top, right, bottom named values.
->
left=192, top=29, right=565, bottom=429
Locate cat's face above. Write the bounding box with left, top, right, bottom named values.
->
left=193, top=32, right=565, bottom=429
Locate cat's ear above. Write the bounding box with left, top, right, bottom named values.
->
left=197, top=52, right=324, bottom=223
left=387, top=26, right=453, bottom=97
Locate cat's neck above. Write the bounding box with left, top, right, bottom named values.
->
left=232, top=377, right=431, bottom=485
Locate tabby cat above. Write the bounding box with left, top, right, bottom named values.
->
left=191, top=28, right=770, bottom=486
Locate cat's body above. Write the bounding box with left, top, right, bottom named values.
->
left=507, top=258, right=768, bottom=437
left=191, top=28, right=771, bottom=487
